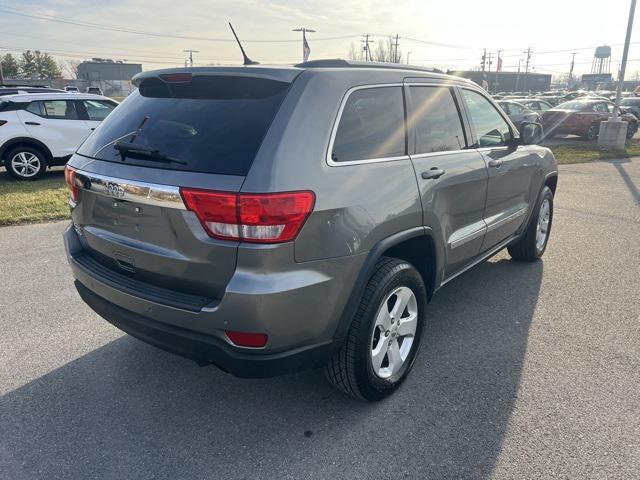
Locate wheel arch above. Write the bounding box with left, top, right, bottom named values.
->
left=545, top=172, right=558, bottom=195
left=333, top=227, right=440, bottom=341
left=0, top=137, right=53, bottom=163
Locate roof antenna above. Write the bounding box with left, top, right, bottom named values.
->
left=229, top=22, right=259, bottom=65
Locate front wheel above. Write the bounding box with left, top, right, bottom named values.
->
left=508, top=186, right=554, bottom=261
left=626, top=123, right=637, bottom=139
left=324, top=257, right=427, bottom=401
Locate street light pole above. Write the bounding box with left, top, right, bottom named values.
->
left=614, top=0, right=637, bottom=120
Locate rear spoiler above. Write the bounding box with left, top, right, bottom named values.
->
left=132, top=66, right=303, bottom=88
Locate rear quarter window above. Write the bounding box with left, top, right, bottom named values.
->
left=77, top=76, right=291, bottom=176
left=331, top=86, right=405, bottom=163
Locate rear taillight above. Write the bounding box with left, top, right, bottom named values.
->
left=64, top=165, right=79, bottom=202
left=180, top=189, right=315, bottom=244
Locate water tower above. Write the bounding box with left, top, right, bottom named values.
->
left=591, top=45, right=612, bottom=74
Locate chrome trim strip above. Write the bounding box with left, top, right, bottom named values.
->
left=74, top=169, right=186, bottom=210
left=485, top=208, right=527, bottom=233
left=440, top=234, right=516, bottom=287
left=450, top=225, right=487, bottom=249
left=326, top=83, right=408, bottom=167
left=411, top=149, right=470, bottom=160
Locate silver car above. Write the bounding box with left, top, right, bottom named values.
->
left=64, top=60, right=557, bottom=400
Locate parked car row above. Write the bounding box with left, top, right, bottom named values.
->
left=540, top=99, right=638, bottom=140
left=0, top=92, right=118, bottom=180
left=493, top=89, right=639, bottom=141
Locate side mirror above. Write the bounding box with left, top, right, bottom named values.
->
left=520, top=121, right=543, bottom=145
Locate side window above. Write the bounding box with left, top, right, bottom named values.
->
left=41, top=100, right=79, bottom=120
left=331, top=86, right=405, bottom=163
left=594, top=103, right=609, bottom=113
left=461, top=89, right=512, bottom=148
left=499, top=103, right=510, bottom=115
left=83, top=100, right=116, bottom=121
left=409, top=86, right=466, bottom=153
left=509, top=103, right=524, bottom=114
left=26, top=101, right=44, bottom=116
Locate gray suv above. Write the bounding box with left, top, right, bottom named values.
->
left=64, top=61, right=557, bottom=401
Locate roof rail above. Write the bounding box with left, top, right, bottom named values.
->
left=294, top=58, right=444, bottom=74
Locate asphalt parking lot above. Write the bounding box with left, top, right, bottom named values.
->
left=1, top=159, right=639, bottom=480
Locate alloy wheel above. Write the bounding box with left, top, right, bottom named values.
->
left=536, top=198, right=551, bottom=251
left=10, top=151, right=41, bottom=178
left=370, top=286, right=418, bottom=379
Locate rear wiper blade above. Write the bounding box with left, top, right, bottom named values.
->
left=113, top=141, right=187, bottom=165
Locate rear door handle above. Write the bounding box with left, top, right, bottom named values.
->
left=488, top=159, right=503, bottom=168
left=421, top=168, right=446, bottom=180
left=25, top=121, right=40, bottom=126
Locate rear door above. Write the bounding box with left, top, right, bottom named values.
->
left=69, top=74, right=292, bottom=303
left=17, top=99, right=91, bottom=157
left=405, top=82, right=489, bottom=277
left=460, top=88, right=537, bottom=251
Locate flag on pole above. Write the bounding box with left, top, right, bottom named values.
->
left=303, top=30, right=311, bottom=62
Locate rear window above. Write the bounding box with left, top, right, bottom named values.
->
left=77, top=75, right=291, bottom=176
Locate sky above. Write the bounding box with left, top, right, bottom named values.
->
left=1, top=0, right=639, bottom=79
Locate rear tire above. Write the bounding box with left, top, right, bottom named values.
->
left=508, top=186, right=554, bottom=261
left=584, top=123, right=599, bottom=141
left=4, top=146, right=47, bottom=180
left=324, top=257, right=427, bottom=401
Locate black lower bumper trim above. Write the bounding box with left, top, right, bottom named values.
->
left=75, top=281, right=339, bottom=378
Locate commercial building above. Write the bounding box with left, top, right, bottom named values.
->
left=76, top=58, right=142, bottom=96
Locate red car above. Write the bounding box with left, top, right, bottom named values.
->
left=541, top=99, right=638, bottom=140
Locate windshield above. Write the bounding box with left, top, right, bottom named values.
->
left=77, top=75, right=290, bottom=176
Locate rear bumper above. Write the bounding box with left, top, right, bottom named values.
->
left=64, top=223, right=364, bottom=377
left=75, top=280, right=339, bottom=377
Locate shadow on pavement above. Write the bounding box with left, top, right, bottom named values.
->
left=605, top=158, right=640, bottom=204
left=1, top=256, right=543, bottom=479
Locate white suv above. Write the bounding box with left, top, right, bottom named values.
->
left=0, top=93, right=118, bottom=180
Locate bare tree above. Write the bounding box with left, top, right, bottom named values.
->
left=61, top=59, right=81, bottom=79
left=347, top=42, right=364, bottom=61
left=371, top=38, right=402, bottom=63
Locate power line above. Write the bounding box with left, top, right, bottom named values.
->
left=0, top=6, right=359, bottom=44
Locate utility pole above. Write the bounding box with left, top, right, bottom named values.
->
left=183, top=49, right=199, bottom=67
left=481, top=48, right=487, bottom=71
left=406, top=51, right=413, bottom=65
left=0, top=59, right=4, bottom=85
left=614, top=0, right=636, bottom=120
left=391, top=34, right=400, bottom=63
left=515, top=58, right=522, bottom=92
left=523, top=47, right=532, bottom=92
left=568, top=52, right=577, bottom=89
left=361, top=34, right=373, bottom=61
left=292, top=28, right=316, bottom=62
left=487, top=52, right=493, bottom=73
